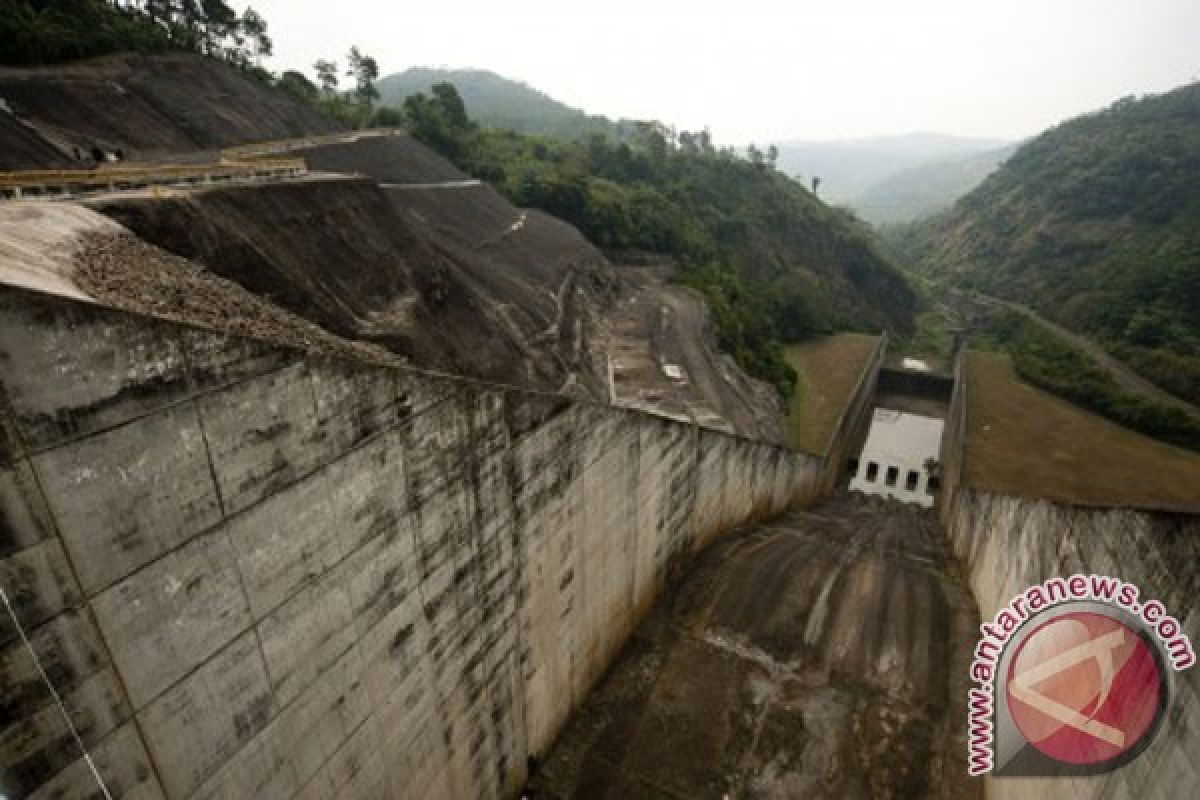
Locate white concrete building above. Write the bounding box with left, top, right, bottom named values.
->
left=849, top=408, right=944, bottom=507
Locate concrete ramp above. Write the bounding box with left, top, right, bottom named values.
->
left=0, top=201, right=114, bottom=301
left=530, top=492, right=981, bottom=798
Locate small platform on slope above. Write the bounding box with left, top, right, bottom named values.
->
left=785, top=332, right=881, bottom=455
left=961, top=350, right=1200, bottom=512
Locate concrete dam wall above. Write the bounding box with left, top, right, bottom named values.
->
left=0, top=285, right=827, bottom=799
left=943, top=490, right=1200, bottom=799
left=940, top=354, right=1200, bottom=799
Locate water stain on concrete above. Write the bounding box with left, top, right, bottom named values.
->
left=530, top=492, right=981, bottom=800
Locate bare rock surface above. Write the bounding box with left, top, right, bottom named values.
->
left=0, top=52, right=338, bottom=163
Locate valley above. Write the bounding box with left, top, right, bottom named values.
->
left=1, top=4, right=1199, bottom=799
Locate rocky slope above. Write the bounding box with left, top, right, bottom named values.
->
left=0, top=52, right=338, bottom=164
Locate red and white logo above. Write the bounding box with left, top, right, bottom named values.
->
left=1005, top=611, right=1162, bottom=766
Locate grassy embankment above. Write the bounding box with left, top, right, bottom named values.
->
left=784, top=333, right=880, bottom=455
left=974, top=311, right=1200, bottom=452
left=962, top=350, right=1200, bottom=510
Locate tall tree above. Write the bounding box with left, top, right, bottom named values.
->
left=431, top=82, right=469, bottom=129
left=345, top=46, right=379, bottom=106
left=278, top=69, right=318, bottom=101
left=314, top=58, right=338, bottom=94
left=239, top=7, right=271, bottom=63
left=198, top=0, right=238, bottom=55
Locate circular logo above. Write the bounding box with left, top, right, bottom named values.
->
left=1005, top=610, right=1166, bottom=767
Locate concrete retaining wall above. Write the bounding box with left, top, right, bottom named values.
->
left=944, top=488, right=1200, bottom=799
left=939, top=352, right=1199, bottom=798
left=0, top=286, right=824, bottom=799
left=877, top=366, right=954, bottom=402
left=815, top=333, right=887, bottom=495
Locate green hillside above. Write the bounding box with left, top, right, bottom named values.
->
left=903, top=82, right=1200, bottom=404
left=378, top=67, right=621, bottom=140
left=396, top=85, right=915, bottom=396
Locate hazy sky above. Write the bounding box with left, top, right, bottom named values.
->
left=235, top=0, right=1200, bottom=144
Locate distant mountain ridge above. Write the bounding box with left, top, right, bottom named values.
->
left=378, top=67, right=619, bottom=139
left=772, top=132, right=1012, bottom=206
left=852, top=143, right=1018, bottom=225
left=379, top=69, right=1009, bottom=223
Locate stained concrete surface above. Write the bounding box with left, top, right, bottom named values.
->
left=943, top=490, right=1200, bottom=800
left=530, top=492, right=981, bottom=800
left=938, top=358, right=1200, bottom=800
left=0, top=286, right=827, bottom=799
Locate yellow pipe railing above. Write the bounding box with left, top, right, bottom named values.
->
left=218, top=127, right=405, bottom=160
left=0, top=125, right=405, bottom=197
left=0, top=158, right=306, bottom=194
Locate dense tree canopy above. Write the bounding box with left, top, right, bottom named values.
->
left=0, top=0, right=272, bottom=66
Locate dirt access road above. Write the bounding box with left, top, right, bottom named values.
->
left=602, top=270, right=786, bottom=443
left=530, top=491, right=980, bottom=799
left=976, top=293, right=1200, bottom=419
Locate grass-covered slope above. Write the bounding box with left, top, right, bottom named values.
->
left=974, top=311, right=1200, bottom=452
left=905, top=82, right=1200, bottom=403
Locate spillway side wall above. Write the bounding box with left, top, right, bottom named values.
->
left=939, top=349, right=1199, bottom=798
left=945, top=488, right=1200, bottom=798
left=0, top=286, right=828, bottom=800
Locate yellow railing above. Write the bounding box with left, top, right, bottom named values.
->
left=219, top=127, right=405, bottom=160
left=0, top=125, right=405, bottom=197
left=0, top=157, right=307, bottom=195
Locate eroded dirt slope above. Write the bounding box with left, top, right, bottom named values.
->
left=0, top=113, right=73, bottom=169
left=92, top=177, right=597, bottom=394
left=90, top=140, right=788, bottom=437
left=0, top=53, right=337, bottom=163
left=531, top=492, right=980, bottom=799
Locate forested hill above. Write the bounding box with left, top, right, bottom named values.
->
left=397, top=86, right=915, bottom=394
left=902, top=82, right=1200, bottom=404
left=378, top=68, right=620, bottom=139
